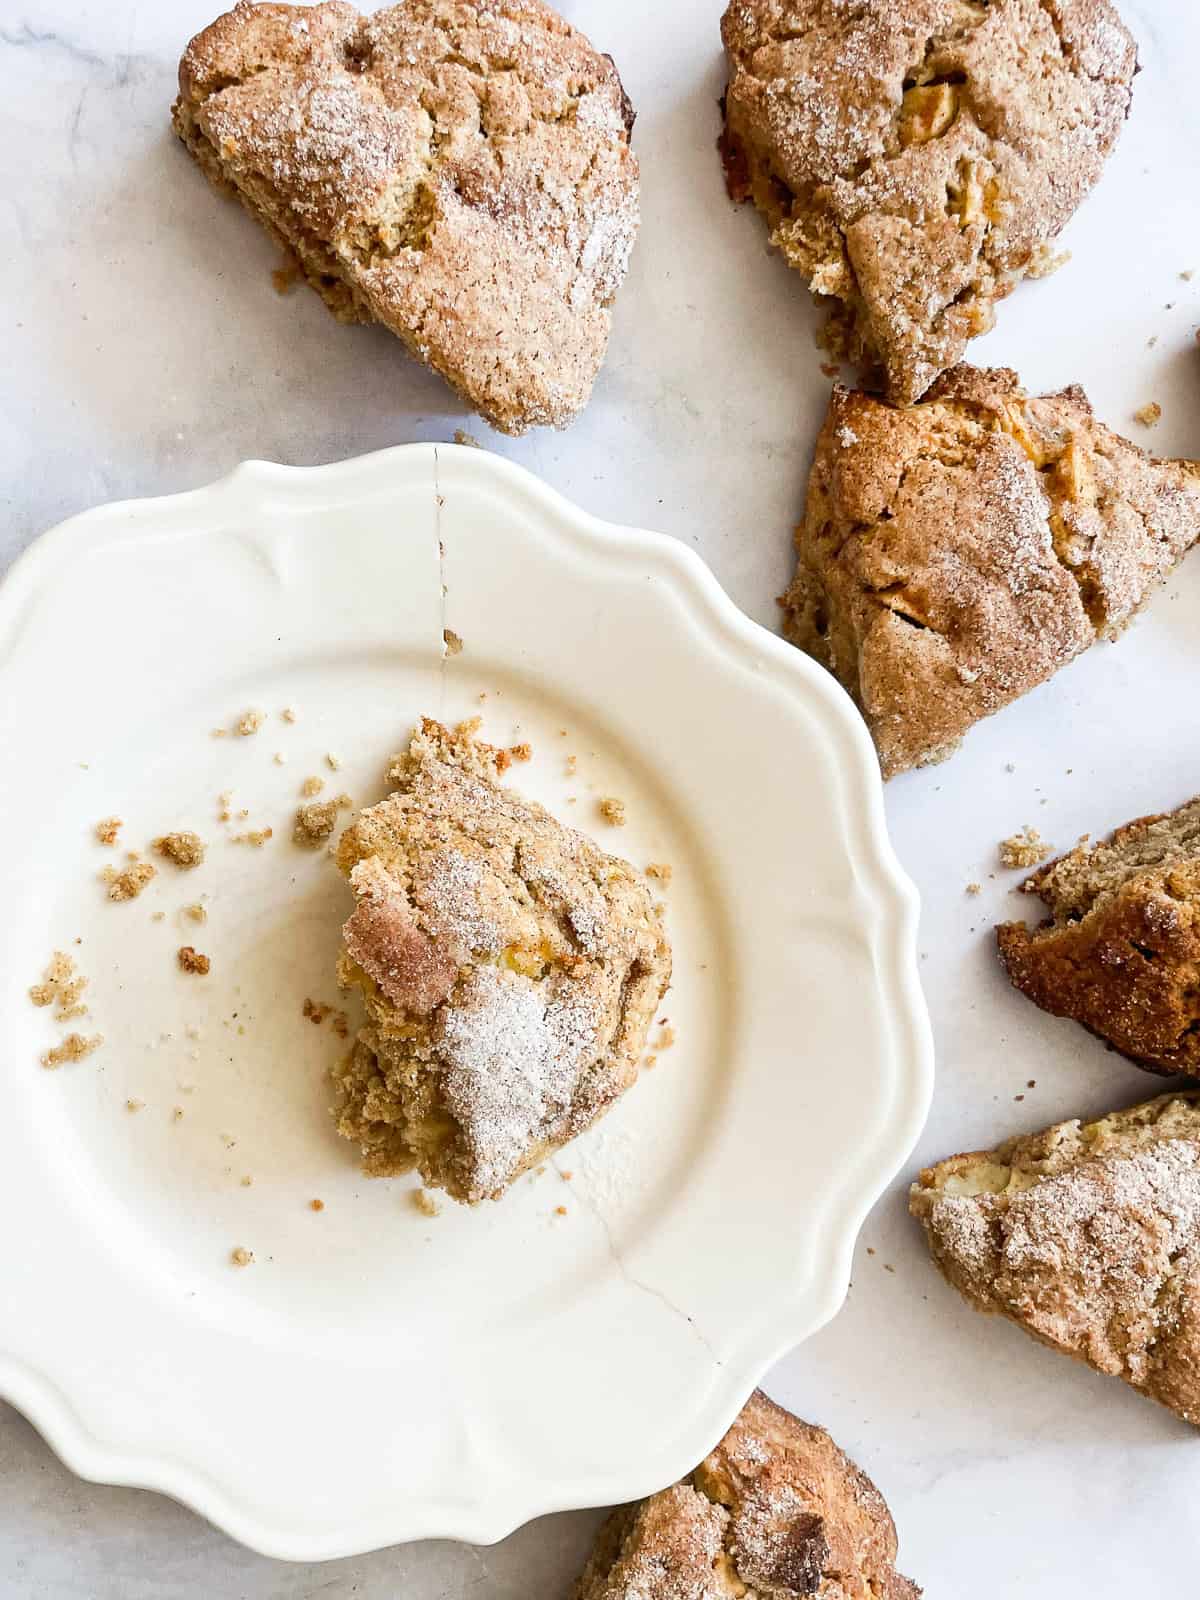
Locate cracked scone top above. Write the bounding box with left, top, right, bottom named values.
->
left=172, top=0, right=639, bottom=434
left=781, top=367, right=1200, bottom=777
left=332, top=719, right=671, bottom=1203
left=720, top=0, right=1137, bottom=403
left=911, top=1092, right=1200, bottom=1425
left=572, top=1389, right=920, bottom=1600
left=997, top=795, right=1200, bottom=1078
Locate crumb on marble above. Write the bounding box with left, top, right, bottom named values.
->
left=231, top=827, right=273, bottom=848
left=40, top=1032, right=102, bottom=1069
left=443, top=628, right=464, bottom=656
left=645, top=861, right=672, bottom=883
left=103, top=861, right=156, bottom=901
left=178, top=946, right=211, bottom=975
left=152, top=831, right=206, bottom=868
left=293, top=796, right=350, bottom=847
left=598, top=796, right=626, bottom=827
left=1134, top=401, right=1163, bottom=428
left=999, top=826, right=1052, bottom=870
left=184, top=902, right=208, bottom=924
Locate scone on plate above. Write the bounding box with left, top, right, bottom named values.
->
left=332, top=719, right=671, bottom=1204
left=720, top=0, right=1137, bottom=403
left=781, top=367, right=1200, bottom=777
left=573, top=1390, right=920, bottom=1600
left=998, top=797, right=1200, bottom=1078
left=173, top=1, right=639, bottom=434
left=911, top=1092, right=1200, bottom=1425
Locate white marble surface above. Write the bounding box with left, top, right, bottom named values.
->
left=3, top=0, right=1200, bottom=1594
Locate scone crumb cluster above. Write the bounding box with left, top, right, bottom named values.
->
left=331, top=717, right=671, bottom=1203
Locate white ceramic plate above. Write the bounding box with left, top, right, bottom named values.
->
left=0, top=444, right=931, bottom=1559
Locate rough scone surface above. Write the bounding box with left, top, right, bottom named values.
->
left=173, top=0, right=639, bottom=434
left=332, top=718, right=671, bottom=1203
left=998, top=796, right=1200, bottom=1077
left=573, top=1389, right=919, bottom=1600
left=720, top=0, right=1136, bottom=403
left=781, top=367, right=1200, bottom=777
left=911, top=1092, right=1200, bottom=1425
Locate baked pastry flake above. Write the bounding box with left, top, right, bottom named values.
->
left=720, top=0, right=1137, bottom=403
left=572, top=1389, right=919, bottom=1600
left=332, top=719, right=670, bottom=1203
left=781, top=367, right=1200, bottom=776
left=173, top=0, right=639, bottom=434
left=998, top=797, right=1200, bottom=1077
left=911, top=1092, right=1200, bottom=1425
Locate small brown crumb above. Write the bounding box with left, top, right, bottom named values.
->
left=453, top=429, right=481, bottom=448
left=1133, top=401, right=1163, bottom=429
left=300, top=775, right=325, bottom=798
left=271, top=259, right=301, bottom=294
left=95, top=817, right=123, bottom=846
left=177, top=946, right=211, bottom=976
left=272, top=752, right=286, bottom=766
left=152, top=831, right=206, bottom=869
left=230, top=1247, right=254, bottom=1267
left=657, top=1023, right=676, bottom=1049
left=644, top=1053, right=657, bottom=1069
left=310, top=1198, right=325, bottom=1212
left=183, top=902, right=207, bottom=924
left=172, top=1105, right=185, bottom=1122
left=564, top=754, right=578, bottom=776
left=443, top=628, right=464, bottom=656
left=231, top=827, right=273, bottom=848
left=1182, top=269, right=1195, bottom=282
left=151, top=911, right=166, bottom=923
left=883, top=1263, right=895, bottom=1274
left=866, top=1246, right=876, bottom=1256
left=554, top=1205, right=568, bottom=1217
left=645, top=862, right=672, bottom=884
left=240, top=1175, right=253, bottom=1187
left=303, top=998, right=331, bottom=1024
left=412, top=1188, right=441, bottom=1217
left=560, top=1169, right=573, bottom=1181
left=236, top=709, right=265, bottom=736
left=103, top=861, right=157, bottom=901
left=1015, top=1093, right=1025, bottom=1101
left=325, top=753, right=342, bottom=771
left=126, top=1098, right=143, bottom=1113
left=966, top=882, right=982, bottom=896
left=211, top=728, right=228, bottom=738
left=1027, top=1079, right=1036, bottom=1088
left=331, top=1011, right=349, bottom=1039
left=819, top=361, right=839, bottom=378
left=280, top=707, right=297, bottom=724
left=598, top=796, right=626, bottom=827
left=999, top=826, right=1052, bottom=870
left=509, top=742, right=532, bottom=763
left=293, top=796, right=350, bottom=847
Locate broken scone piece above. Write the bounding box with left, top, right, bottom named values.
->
left=332, top=718, right=671, bottom=1203
left=782, top=368, right=1200, bottom=776
left=572, top=1389, right=920, bottom=1600
left=911, top=1092, right=1200, bottom=1426
left=720, top=0, right=1136, bottom=402
left=997, top=796, right=1200, bottom=1078
left=172, top=0, right=639, bottom=434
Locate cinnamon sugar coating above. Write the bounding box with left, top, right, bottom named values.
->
left=172, top=0, right=639, bottom=434
left=781, top=368, right=1200, bottom=777
left=720, top=0, right=1137, bottom=402
left=573, top=1390, right=920, bottom=1600
left=911, top=1092, right=1200, bottom=1425
left=331, top=718, right=670, bottom=1203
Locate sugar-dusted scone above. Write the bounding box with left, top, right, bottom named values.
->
left=781, top=368, right=1200, bottom=777
left=720, top=0, right=1137, bottom=404
left=572, top=1390, right=920, bottom=1600
left=997, top=797, right=1200, bottom=1077
left=173, top=1, right=639, bottom=434
left=331, top=719, right=670, bottom=1203
left=911, top=1093, right=1200, bottom=1425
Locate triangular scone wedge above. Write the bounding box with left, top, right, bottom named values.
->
left=997, top=797, right=1200, bottom=1077
left=911, top=1093, right=1200, bottom=1425
left=781, top=368, right=1200, bottom=777
left=572, top=1390, right=920, bottom=1600
left=172, top=1, right=639, bottom=434
left=720, top=0, right=1136, bottom=403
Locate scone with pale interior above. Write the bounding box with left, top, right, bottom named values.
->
left=573, top=1389, right=920, bottom=1600
left=911, top=1092, right=1200, bottom=1425
left=781, top=367, right=1200, bottom=777
left=173, top=0, right=639, bottom=434
left=332, top=718, right=671, bottom=1204
left=720, top=0, right=1137, bottom=403
left=997, top=796, right=1200, bottom=1078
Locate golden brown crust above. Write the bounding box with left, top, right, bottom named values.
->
left=172, top=0, right=639, bottom=434
left=720, top=0, right=1137, bottom=403
left=572, top=1390, right=920, bottom=1600
left=911, top=1092, right=1200, bottom=1425
left=331, top=718, right=671, bottom=1203
left=781, top=369, right=1200, bottom=777
left=997, top=797, right=1200, bottom=1077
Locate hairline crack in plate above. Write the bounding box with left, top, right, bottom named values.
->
left=0, top=443, right=932, bottom=1557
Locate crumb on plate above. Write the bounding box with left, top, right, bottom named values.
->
left=177, top=946, right=211, bottom=975
left=412, top=1188, right=441, bottom=1217
left=293, top=796, right=350, bottom=847
left=152, top=831, right=206, bottom=868
left=236, top=709, right=265, bottom=736
left=999, top=826, right=1052, bottom=869
left=40, top=1032, right=102, bottom=1070
left=230, top=1246, right=253, bottom=1267
left=645, top=861, right=672, bottom=883
left=443, top=628, right=464, bottom=656
left=103, top=861, right=157, bottom=901
left=1134, top=401, right=1163, bottom=428
left=94, top=817, right=123, bottom=846
left=598, top=796, right=626, bottom=826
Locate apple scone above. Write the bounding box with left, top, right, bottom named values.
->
left=781, top=368, right=1200, bottom=777
left=997, top=796, right=1200, bottom=1079
left=572, top=1389, right=920, bottom=1600
left=720, top=0, right=1137, bottom=403
left=331, top=719, right=671, bottom=1203
left=911, top=1092, right=1200, bottom=1425
left=173, top=0, right=639, bottom=434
